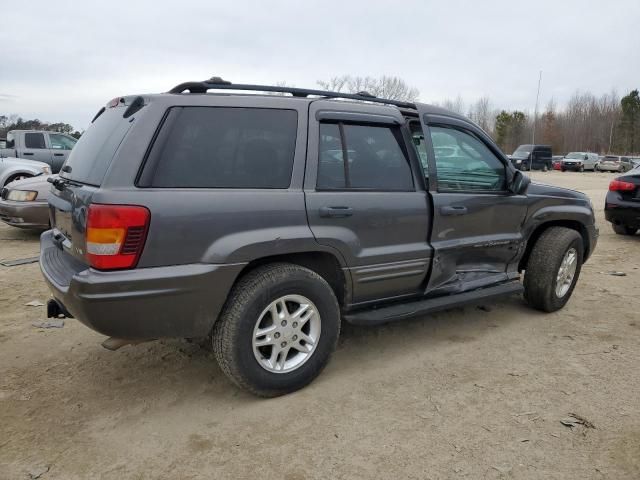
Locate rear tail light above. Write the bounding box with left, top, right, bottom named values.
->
left=86, top=204, right=150, bottom=270
left=609, top=180, right=636, bottom=192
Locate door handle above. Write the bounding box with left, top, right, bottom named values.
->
left=440, top=205, right=468, bottom=216
left=54, top=153, right=64, bottom=157
left=319, top=206, right=353, bottom=218
left=23, top=152, right=34, bottom=156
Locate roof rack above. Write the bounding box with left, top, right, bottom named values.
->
left=168, top=76, right=416, bottom=109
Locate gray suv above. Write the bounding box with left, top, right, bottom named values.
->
left=41, top=78, right=598, bottom=396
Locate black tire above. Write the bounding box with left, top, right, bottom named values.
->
left=579, top=166, right=584, bottom=172
left=523, top=227, right=584, bottom=312
left=212, top=263, right=341, bottom=397
left=612, top=224, right=638, bottom=235
left=561, top=168, right=566, bottom=172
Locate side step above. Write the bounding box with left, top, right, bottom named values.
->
left=343, top=281, right=524, bottom=326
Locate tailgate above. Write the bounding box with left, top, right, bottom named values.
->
left=48, top=98, right=136, bottom=264
left=49, top=181, right=99, bottom=265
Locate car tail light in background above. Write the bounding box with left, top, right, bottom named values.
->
left=609, top=180, right=636, bottom=192
left=86, top=204, right=150, bottom=270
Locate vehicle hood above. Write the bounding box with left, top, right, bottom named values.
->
left=4, top=174, right=55, bottom=200
left=527, top=182, right=590, bottom=202
left=0, top=156, right=49, bottom=170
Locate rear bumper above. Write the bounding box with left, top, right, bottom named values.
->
left=0, top=200, right=49, bottom=229
left=605, top=195, right=640, bottom=228
left=39, top=231, right=245, bottom=339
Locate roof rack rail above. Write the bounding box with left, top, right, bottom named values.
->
left=168, top=77, right=416, bottom=109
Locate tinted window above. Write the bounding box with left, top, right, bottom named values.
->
left=151, top=107, right=297, bottom=189
left=317, top=123, right=414, bottom=190
left=49, top=134, right=77, bottom=150
left=431, top=126, right=505, bottom=191
left=60, top=107, right=133, bottom=185
left=25, top=133, right=46, bottom=149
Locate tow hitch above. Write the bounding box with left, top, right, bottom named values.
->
left=47, top=299, right=73, bottom=319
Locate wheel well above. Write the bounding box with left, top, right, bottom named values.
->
left=4, top=172, right=34, bottom=186
left=236, top=252, right=348, bottom=306
left=519, top=221, right=590, bottom=271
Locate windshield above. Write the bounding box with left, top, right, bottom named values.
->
left=512, top=150, right=530, bottom=159
left=604, top=156, right=619, bottom=162
left=565, top=152, right=585, bottom=159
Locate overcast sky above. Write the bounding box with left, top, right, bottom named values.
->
left=1, top=0, right=639, bottom=130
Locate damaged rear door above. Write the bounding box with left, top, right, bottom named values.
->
left=416, top=107, right=528, bottom=295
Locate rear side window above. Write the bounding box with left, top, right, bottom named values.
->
left=317, top=122, right=414, bottom=191
left=60, top=107, right=133, bottom=185
left=25, top=133, right=46, bottom=149
left=148, top=107, right=298, bottom=189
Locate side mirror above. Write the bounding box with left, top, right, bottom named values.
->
left=510, top=170, right=531, bottom=195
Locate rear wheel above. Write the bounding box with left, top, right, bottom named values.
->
left=612, top=224, right=638, bottom=235
left=524, top=227, right=584, bottom=312
left=213, top=263, right=341, bottom=397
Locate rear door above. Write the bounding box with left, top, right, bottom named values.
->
left=47, top=133, right=77, bottom=173
left=416, top=107, right=527, bottom=295
left=19, top=132, right=52, bottom=164
left=304, top=101, right=432, bottom=305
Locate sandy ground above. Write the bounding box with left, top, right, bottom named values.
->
left=0, top=171, right=639, bottom=479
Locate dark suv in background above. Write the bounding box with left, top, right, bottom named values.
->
left=510, top=144, right=553, bottom=171
left=40, top=78, right=597, bottom=396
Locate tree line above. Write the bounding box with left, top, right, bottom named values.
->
left=0, top=115, right=82, bottom=140
left=317, top=76, right=640, bottom=155
left=2, top=77, right=639, bottom=156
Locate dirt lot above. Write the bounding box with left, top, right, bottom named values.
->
left=0, top=171, right=638, bottom=479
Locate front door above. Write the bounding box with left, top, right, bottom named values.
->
left=20, top=132, right=52, bottom=164
left=416, top=108, right=528, bottom=295
left=304, top=101, right=432, bottom=306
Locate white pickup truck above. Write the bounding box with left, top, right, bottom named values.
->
left=0, top=130, right=77, bottom=173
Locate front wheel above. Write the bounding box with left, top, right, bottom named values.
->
left=524, top=227, right=584, bottom=312
left=213, top=263, right=340, bottom=397
left=612, top=224, right=638, bottom=235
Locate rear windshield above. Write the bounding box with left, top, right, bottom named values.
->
left=60, top=107, right=132, bottom=185
left=147, top=107, right=298, bottom=189
left=604, top=156, right=619, bottom=161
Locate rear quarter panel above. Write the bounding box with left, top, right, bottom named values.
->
left=95, top=95, right=330, bottom=268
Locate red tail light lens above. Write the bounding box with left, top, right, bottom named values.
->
left=86, top=204, right=150, bottom=270
left=609, top=180, right=636, bottom=192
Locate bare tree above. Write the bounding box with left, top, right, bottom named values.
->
left=317, top=75, right=419, bottom=102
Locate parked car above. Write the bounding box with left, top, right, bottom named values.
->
left=630, top=157, right=640, bottom=168
left=0, top=130, right=77, bottom=173
left=604, top=167, right=640, bottom=235
left=40, top=78, right=598, bottom=397
left=0, top=175, right=53, bottom=229
left=596, top=155, right=634, bottom=173
left=561, top=152, right=599, bottom=172
left=510, top=144, right=553, bottom=171
left=552, top=155, right=564, bottom=170
left=0, top=156, right=51, bottom=186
